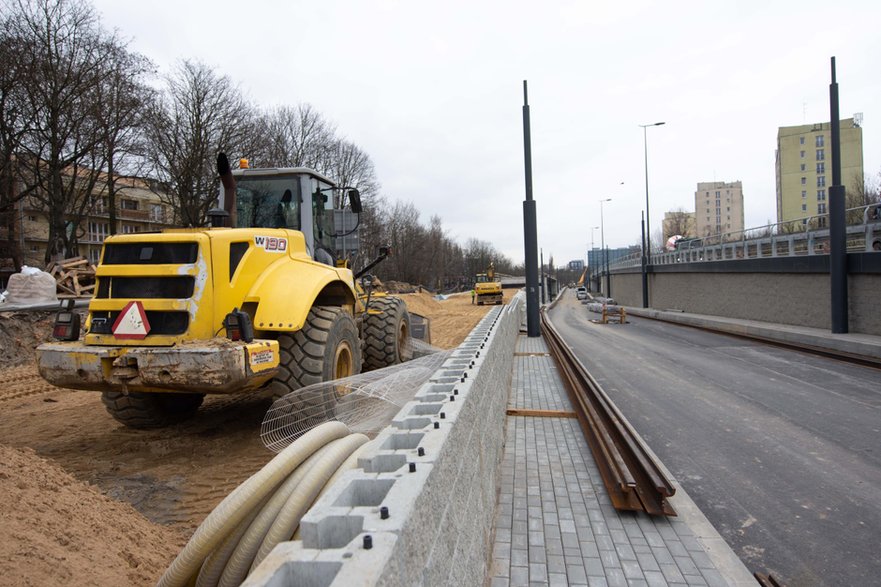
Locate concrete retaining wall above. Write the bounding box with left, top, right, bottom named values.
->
left=607, top=264, right=881, bottom=336
left=244, top=295, right=524, bottom=587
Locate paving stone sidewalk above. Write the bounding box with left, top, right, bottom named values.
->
left=487, top=334, right=753, bottom=587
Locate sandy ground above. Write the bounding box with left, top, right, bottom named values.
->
left=0, top=288, right=514, bottom=586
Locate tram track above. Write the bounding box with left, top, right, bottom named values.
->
left=539, top=306, right=677, bottom=516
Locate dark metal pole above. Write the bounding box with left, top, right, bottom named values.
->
left=643, top=126, right=651, bottom=253
left=641, top=212, right=649, bottom=307
left=828, top=57, right=848, bottom=333
left=522, top=81, right=540, bottom=336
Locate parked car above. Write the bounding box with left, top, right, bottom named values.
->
left=575, top=286, right=588, bottom=300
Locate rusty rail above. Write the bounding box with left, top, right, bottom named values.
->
left=540, top=307, right=677, bottom=516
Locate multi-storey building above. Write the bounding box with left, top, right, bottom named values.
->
left=12, top=175, right=173, bottom=269
left=775, top=116, right=864, bottom=224
left=694, top=181, right=745, bottom=238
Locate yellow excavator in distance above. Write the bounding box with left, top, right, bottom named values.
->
left=473, top=263, right=503, bottom=305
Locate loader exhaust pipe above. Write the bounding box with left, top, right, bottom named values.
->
left=217, top=153, right=237, bottom=227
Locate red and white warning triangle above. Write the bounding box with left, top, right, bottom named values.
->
left=112, top=301, right=151, bottom=339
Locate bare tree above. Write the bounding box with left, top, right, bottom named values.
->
left=662, top=208, right=694, bottom=240
left=253, top=103, right=336, bottom=170
left=320, top=139, right=380, bottom=207
left=94, top=42, right=154, bottom=234
left=10, top=0, right=123, bottom=263
left=0, top=7, right=39, bottom=270
left=145, top=60, right=255, bottom=226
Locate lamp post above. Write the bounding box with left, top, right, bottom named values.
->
left=599, top=198, right=611, bottom=296
left=639, top=121, right=665, bottom=308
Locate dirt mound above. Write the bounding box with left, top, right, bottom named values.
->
left=0, top=311, right=56, bottom=369
left=399, top=290, right=514, bottom=349
left=396, top=291, right=444, bottom=316
left=0, top=444, right=184, bottom=587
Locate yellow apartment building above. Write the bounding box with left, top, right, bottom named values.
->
left=775, top=116, right=864, bottom=224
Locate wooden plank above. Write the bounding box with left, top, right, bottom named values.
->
left=60, top=257, right=88, bottom=268
left=506, top=408, right=577, bottom=419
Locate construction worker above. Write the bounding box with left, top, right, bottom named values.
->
left=471, top=289, right=475, bottom=304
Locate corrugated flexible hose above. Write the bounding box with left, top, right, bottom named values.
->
left=157, top=421, right=370, bottom=587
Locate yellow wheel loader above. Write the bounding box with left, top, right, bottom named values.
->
left=474, top=263, right=503, bottom=305
left=36, top=155, right=411, bottom=428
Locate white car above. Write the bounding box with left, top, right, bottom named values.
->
left=575, top=287, right=588, bottom=300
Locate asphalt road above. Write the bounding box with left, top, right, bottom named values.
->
left=548, top=293, right=881, bottom=587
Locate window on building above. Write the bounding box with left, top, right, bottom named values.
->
left=715, top=191, right=720, bottom=197
left=817, top=189, right=826, bottom=201
left=817, top=176, right=826, bottom=187
left=121, top=199, right=138, bottom=211
left=90, top=196, right=108, bottom=214
left=817, top=162, right=825, bottom=174
left=816, top=149, right=825, bottom=160
left=802, top=190, right=807, bottom=198
left=801, top=177, right=806, bottom=185
left=88, top=222, right=109, bottom=242
left=818, top=203, right=827, bottom=214
left=800, top=136, right=805, bottom=145
left=801, top=164, right=806, bottom=171
left=122, top=224, right=139, bottom=234
left=816, top=135, right=824, bottom=147
left=150, top=204, right=164, bottom=222
left=88, top=249, right=100, bottom=265
left=802, top=204, right=807, bottom=212
left=800, top=150, right=805, bottom=158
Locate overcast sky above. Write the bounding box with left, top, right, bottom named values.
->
left=92, top=0, right=881, bottom=265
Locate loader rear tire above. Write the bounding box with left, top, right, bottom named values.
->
left=100, top=391, right=204, bottom=429
left=363, top=296, right=412, bottom=371
left=269, top=306, right=361, bottom=425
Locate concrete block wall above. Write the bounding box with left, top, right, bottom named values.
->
left=609, top=269, right=881, bottom=336
left=244, top=295, right=525, bottom=587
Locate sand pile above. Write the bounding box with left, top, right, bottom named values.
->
left=0, top=444, right=184, bottom=587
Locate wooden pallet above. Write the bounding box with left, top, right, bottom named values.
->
left=46, top=256, right=96, bottom=298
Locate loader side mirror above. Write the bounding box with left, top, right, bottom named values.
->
left=348, top=189, right=362, bottom=213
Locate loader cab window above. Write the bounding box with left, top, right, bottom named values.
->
left=311, top=178, right=335, bottom=255
left=235, top=176, right=301, bottom=229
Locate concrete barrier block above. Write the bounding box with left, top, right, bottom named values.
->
left=248, top=301, right=522, bottom=587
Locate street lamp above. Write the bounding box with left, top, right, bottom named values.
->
left=639, top=121, right=665, bottom=307
left=599, top=198, right=611, bottom=296
left=639, top=121, right=665, bottom=255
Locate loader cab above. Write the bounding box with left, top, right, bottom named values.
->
left=232, top=167, right=337, bottom=263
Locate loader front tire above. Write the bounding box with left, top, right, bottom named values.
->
left=101, top=391, right=204, bottom=429
left=269, top=306, right=361, bottom=425
left=363, top=296, right=412, bottom=371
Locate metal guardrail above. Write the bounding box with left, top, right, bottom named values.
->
left=600, top=204, right=881, bottom=273
left=539, top=306, right=676, bottom=516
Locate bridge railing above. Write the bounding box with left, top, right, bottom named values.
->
left=601, top=204, right=881, bottom=272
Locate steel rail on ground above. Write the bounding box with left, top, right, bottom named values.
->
left=539, top=307, right=677, bottom=516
